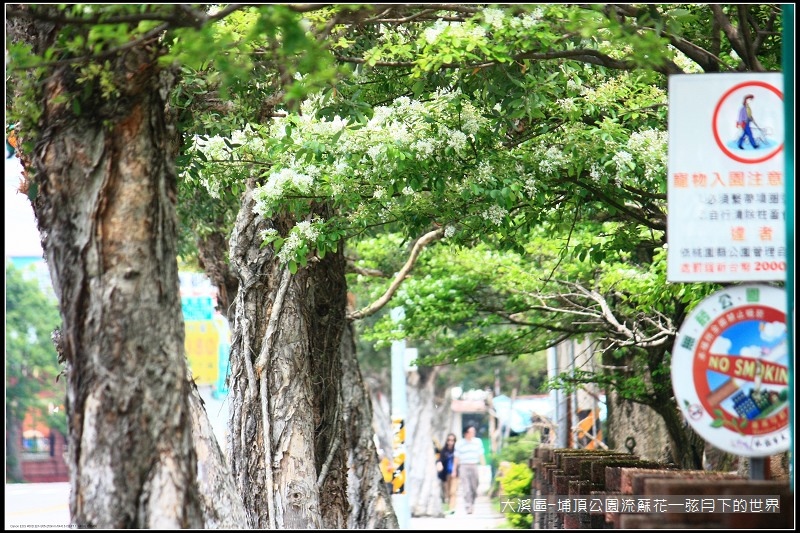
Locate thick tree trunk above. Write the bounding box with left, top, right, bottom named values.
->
left=198, top=194, right=398, bottom=528
left=6, top=413, right=24, bottom=482
left=197, top=229, right=239, bottom=318
left=7, top=7, right=246, bottom=527
left=227, top=183, right=348, bottom=528
left=366, top=373, right=394, bottom=466
left=17, top=50, right=203, bottom=530
left=341, top=321, right=399, bottom=528
left=658, top=403, right=705, bottom=469
left=406, top=366, right=444, bottom=517
left=187, top=382, right=248, bottom=528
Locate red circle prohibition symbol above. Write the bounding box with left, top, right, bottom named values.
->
left=711, top=80, right=783, bottom=164
left=692, top=305, right=788, bottom=436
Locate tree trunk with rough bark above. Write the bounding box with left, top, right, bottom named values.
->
left=406, top=366, right=444, bottom=517
left=227, top=183, right=349, bottom=528
left=7, top=7, right=247, bottom=527
left=6, top=413, right=24, bottom=482
left=658, top=403, right=706, bottom=469
left=341, top=321, right=399, bottom=528
left=196, top=229, right=239, bottom=318
left=187, top=382, right=249, bottom=528
left=195, top=193, right=399, bottom=528
left=9, top=37, right=203, bottom=531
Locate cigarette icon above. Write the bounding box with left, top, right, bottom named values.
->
left=707, top=378, right=740, bottom=407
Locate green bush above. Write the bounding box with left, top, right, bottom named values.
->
left=497, top=462, right=533, bottom=529
left=496, top=433, right=540, bottom=464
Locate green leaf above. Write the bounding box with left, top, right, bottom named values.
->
left=27, top=181, right=38, bottom=201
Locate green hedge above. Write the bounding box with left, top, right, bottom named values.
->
left=497, top=462, right=533, bottom=528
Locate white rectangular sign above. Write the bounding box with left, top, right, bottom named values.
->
left=667, top=73, right=786, bottom=282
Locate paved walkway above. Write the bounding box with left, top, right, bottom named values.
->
left=408, top=492, right=507, bottom=530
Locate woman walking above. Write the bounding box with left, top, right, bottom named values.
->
left=437, top=433, right=458, bottom=514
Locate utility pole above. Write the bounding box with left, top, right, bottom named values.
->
left=390, top=307, right=410, bottom=528
left=548, top=345, right=569, bottom=448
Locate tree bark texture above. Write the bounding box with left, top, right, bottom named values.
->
left=6, top=414, right=24, bottom=482
left=607, top=391, right=705, bottom=469
left=7, top=20, right=203, bottom=529
left=187, top=381, right=248, bottom=528
left=341, top=321, right=399, bottom=529
left=405, top=366, right=444, bottom=517
left=658, top=402, right=706, bottom=470
left=6, top=7, right=254, bottom=526
left=196, top=229, right=239, bottom=320
left=227, top=183, right=349, bottom=528
left=366, top=374, right=394, bottom=466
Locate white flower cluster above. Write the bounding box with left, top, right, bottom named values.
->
left=626, top=129, right=667, bottom=181
left=482, top=8, right=507, bottom=30
left=445, top=128, right=468, bottom=153
left=254, top=89, right=495, bottom=231
left=423, top=20, right=448, bottom=44
left=259, top=228, right=279, bottom=241
left=253, top=166, right=315, bottom=216
left=186, top=133, right=240, bottom=198
left=520, top=9, right=543, bottom=27
left=412, top=138, right=436, bottom=159
left=557, top=97, right=577, bottom=113
left=277, top=232, right=302, bottom=263
left=475, top=160, right=494, bottom=185
left=387, top=121, right=413, bottom=144
left=272, top=219, right=324, bottom=265
left=538, top=146, right=567, bottom=176
left=566, top=79, right=584, bottom=94
left=444, top=225, right=456, bottom=238
left=481, top=205, right=508, bottom=226
left=524, top=177, right=537, bottom=197
left=295, top=219, right=321, bottom=241
left=422, top=19, right=487, bottom=46
left=367, top=144, right=385, bottom=162
left=612, top=150, right=634, bottom=173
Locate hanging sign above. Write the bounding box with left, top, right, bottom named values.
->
left=671, top=284, right=789, bottom=456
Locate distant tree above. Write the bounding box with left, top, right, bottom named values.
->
left=5, top=262, right=65, bottom=482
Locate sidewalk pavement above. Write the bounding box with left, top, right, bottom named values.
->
left=408, top=492, right=507, bottom=530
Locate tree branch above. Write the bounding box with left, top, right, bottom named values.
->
left=347, top=227, right=444, bottom=321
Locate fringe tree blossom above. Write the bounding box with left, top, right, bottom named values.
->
left=423, top=19, right=486, bottom=46
left=481, top=205, right=508, bottom=226
left=259, top=228, right=279, bottom=241
left=373, top=186, right=387, bottom=200
left=612, top=150, right=635, bottom=173
left=482, top=8, right=507, bottom=30
left=626, top=130, right=667, bottom=182
left=277, top=232, right=303, bottom=264
left=253, top=167, right=314, bottom=217
left=557, top=97, right=577, bottom=113
left=538, top=146, right=568, bottom=176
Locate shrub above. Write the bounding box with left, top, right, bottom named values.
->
left=497, top=462, right=533, bottom=528
left=496, top=433, right=540, bottom=464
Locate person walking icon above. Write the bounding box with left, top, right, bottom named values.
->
left=736, top=94, right=759, bottom=150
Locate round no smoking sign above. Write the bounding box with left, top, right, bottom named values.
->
left=671, top=284, right=789, bottom=457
